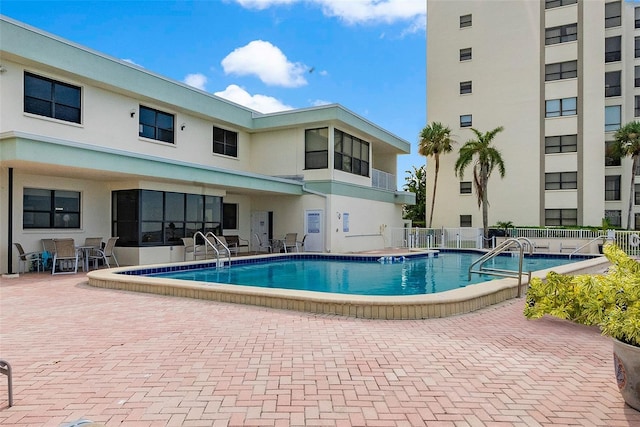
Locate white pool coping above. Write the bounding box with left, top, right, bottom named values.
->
left=87, top=252, right=610, bottom=319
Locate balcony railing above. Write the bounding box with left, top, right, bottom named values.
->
left=372, top=168, right=396, bottom=191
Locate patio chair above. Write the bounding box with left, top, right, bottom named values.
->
left=88, top=237, right=119, bottom=268
left=41, top=238, right=56, bottom=270
left=283, top=233, right=300, bottom=253
left=181, top=237, right=208, bottom=260
left=14, top=243, right=42, bottom=274
left=52, top=238, right=79, bottom=275
left=297, top=234, right=307, bottom=252
left=214, top=235, right=238, bottom=256
left=254, top=233, right=272, bottom=254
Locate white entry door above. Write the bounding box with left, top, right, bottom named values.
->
left=250, top=211, right=270, bottom=252
left=304, top=210, right=324, bottom=252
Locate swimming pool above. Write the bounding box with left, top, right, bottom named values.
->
left=87, top=250, right=609, bottom=319
left=148, top=253, right=583, bottom=296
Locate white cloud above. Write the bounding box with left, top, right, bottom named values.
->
left=183, top=73, right=208, bottom=90
left=214, top=84, right=293, bottom=113
left=232, top=0, right=426, bottom=26
left=311, top=99, right=331, bottom=107
left=122, top=58, right=142, bottom=67
left=221, top=40, right=308, bottom=87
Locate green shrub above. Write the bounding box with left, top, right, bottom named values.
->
left=524, top=243, right=640, bottom=347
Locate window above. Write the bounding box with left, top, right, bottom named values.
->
left=636, top=66, right=640, bottom=88
left=460, top=215, right=472, bottom=227
left=112, top=190, right=222, bottom=246
left=545, top=172, right=577, bottom=190
left=545, top=135, right=577, bottom=154
left=605, top=2, right=621, bottom=28
left=460, top=182, right=472, bottom=194
left=605, top=210, right=621, bottom=228
left=605, top=175, right=621, bottom=200
left=334, top=129, right=370, bottom=177
left=605, top=71, right=621, bottom=97
left=545, top=97, right=577, bottom=117
left=545, top=209, right=577, bottom=226
left=636, top=213, right=640, bottom=231
left=605, top=105, right=621, bottom=132
left=636, top=37, right=640, bottom=58
left=545, top=60, right=577, bottom=81
left=24, top=72, right=81, bottom=123
left=545, top=0, right=576, bottom=8
left=23, top=188, right=80, bottom=229
left=459, top=115, right=472, bottom=128
left=222, top=203, right=238, bottom=230
left=139, top=106, right=174, bottom=144
left=636, top=7, right=640, bottom=29
left=460, top=14, right=472, bottom=28
left=460, top=81, right=472, bottom=94
left=545, top=24, right=577, bottom=45
left=460, top=48, right=472, bottom=61
left=636, top=96, right=640, bottom=117
left=635, top=184, right=640, bottom=205
left=605, top=141, right=621, bottom=166
left=605, top=36, right=621, bottom=62
left=305, top=128, right=328, bottom=169
left=213, top=126, right=238, bottom=157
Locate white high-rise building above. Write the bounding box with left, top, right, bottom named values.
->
left=426, top=0, right=639, bottom=230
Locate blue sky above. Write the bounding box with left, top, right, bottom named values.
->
left=1, top=0, right=427, bottom=187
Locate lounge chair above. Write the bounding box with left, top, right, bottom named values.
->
left=14, top=243, right=42, bottom=274
left=181, top=237, right=207, bottom=260
left=52, top=238, right=79, bottom=275
left=213, top=235, right=238, bottom=256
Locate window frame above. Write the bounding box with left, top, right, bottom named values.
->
left=636, top=36, right=640, bottom=59
left=460, top=114, right=472, bottom=128
left=545, top=135, right=577, bottom=154
left=459, top=48, right=472, bottom=61
left=605, top=105, right=621, bottom=132
left=139, top=105, right=175, bottom=144
left=605, top=175, right=621, bottom=200
left=459, top=14, right=472, bottom=28
left=545, top=23, right=577, bottom=45
left=545, top=209, right=578, bottom=226
left=605, top=140, right=622, bottom=166
left=605, top=36, right=622, bottom=62
left=24, top=72, right=81, bottom=124
left=333, top=129, right=370, bottom=177
left=635, top=184, right=640, bottom=205
left=213, top=126, right=238, bottom=157
left=635, top=66, right=640, bottom=88
left=545, top=97, right=577, bottom=117
left=604, top=2, right=622, bottom=28
left=545, top=60, right=577, bottom=81
left=23, top=188, right=81, bottom=229
left=459, top=181, right=472, bottom=194
left=605, top=71, right=621, bottom=97
left=545, top=0, right=577, bottom=9
left=605, top=210, right=622, bottom=228
left=305, top=127, right=329, bottom=170
left=460, top=215, right=472, bottom=227
left=636, top=96, right=640, bottom=118
left=459, top=81, right=472, bottom=95
left=545, top=172, right=578, bottom=190
left=222, top=203, right=238, bottom=230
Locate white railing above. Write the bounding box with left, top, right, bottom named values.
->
left=390, top=226, right=640, bottom=256
left=372, top=169, right=396, bottom=191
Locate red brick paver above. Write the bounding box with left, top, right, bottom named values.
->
left=1, top=272, right=638, bottom=426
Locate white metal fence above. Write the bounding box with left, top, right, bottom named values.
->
left=391, top=227, right=640, bottom=256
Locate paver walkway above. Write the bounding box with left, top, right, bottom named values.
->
left=0, top=272, right=639, bottom=427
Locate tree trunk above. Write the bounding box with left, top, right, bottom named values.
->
left=428, top=155, right=440, bottom=228
left=627, top=156, right=638, bottom=230
left=481, top=168, right=489, bottom=248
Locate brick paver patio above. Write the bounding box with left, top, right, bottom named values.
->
left=1, top=272, right=638, bottom=426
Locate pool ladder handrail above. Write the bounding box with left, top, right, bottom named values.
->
left=468, top=237, right=533, bottom=298
left=192, top=231, right=231, bottom=268
left=568, top=234, right=608, bottom=258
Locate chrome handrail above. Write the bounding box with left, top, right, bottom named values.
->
left=569, top=235, right=608, bottom=258
left=204, top=232, right=231, bottom=268
left=468, top=237, right=533, bottom=298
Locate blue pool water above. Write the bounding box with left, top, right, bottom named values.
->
left=149, top=253, right=586, bottom=296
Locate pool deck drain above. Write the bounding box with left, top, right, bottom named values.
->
left=1, top=270, right=638, bottom=426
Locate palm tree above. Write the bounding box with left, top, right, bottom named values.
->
left=419, top=122, right=454, bottom=228
left=613, top=121, right=640, bottom=230
left=454, top=126, right=506, bottom=245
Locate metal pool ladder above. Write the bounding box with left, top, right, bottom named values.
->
left=192, top=231, right=232, bottom=268
left=468, top=237, right=533, bottom=298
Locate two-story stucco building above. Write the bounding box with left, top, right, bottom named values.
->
left=0, top=16, right=414, bottom=273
